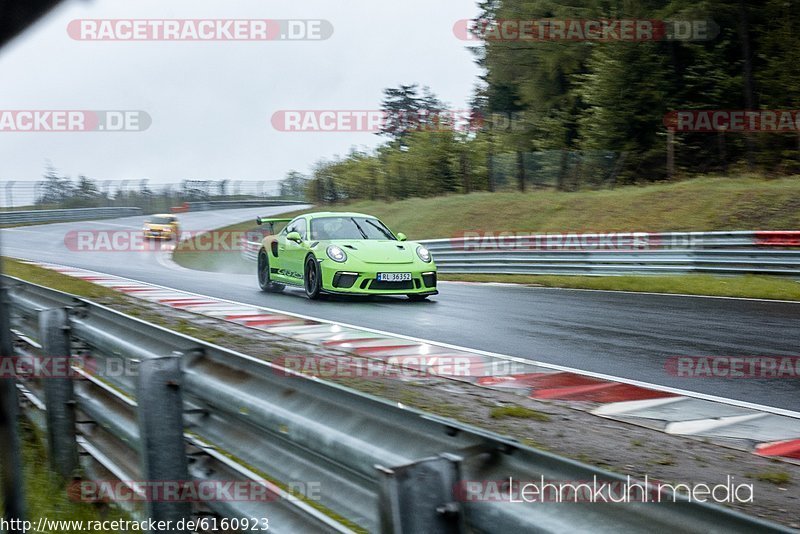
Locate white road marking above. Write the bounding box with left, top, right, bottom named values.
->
left=592, top=397, right=686, bottom=416
left=665, top=413, right=771, bottom=435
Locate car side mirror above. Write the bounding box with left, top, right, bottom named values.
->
left=396, top=232, right=407, bottom=242
left=286, top=231, right=302, bottom=243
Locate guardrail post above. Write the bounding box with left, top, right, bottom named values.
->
left=0, top=270, right=26, bottom=529
left=376, top=453, right=464, bottom=534
left=136, top=354, right=191, bottom=530
left=39, top=308, right=79, bottom=479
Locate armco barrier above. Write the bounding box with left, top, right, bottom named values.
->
left=171, top=200, right=305, bottom=214
left=4, top=276, right=792, bottom=533
left=425, top=230, right=800, bottom=276
left=755, top=231, right=800, bottom=247
left=0, top=207, right=142, bottom=225
left=241, top=230, right=800, bottom=277
left=169, top=202, right=190, bottom=214
left=185, top=200, right=306, bottom=212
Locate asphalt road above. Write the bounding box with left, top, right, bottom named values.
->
left=3, top=207, right=799, bottom=411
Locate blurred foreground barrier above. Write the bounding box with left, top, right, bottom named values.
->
left=4, top=276, right=793, bottom=533
left=0, top=207, right=142, bottom=226
left=243, top=230, right=800, bottom=276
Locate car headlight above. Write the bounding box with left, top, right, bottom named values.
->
left=326, top=245, right=347, bottom=263
left=416, top=246, right=432, bottom=263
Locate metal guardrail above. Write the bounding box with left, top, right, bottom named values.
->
left=4, top=275, right=791, bottom=533
left=184, top=200, right=306, bottom=212
left=0, top=207, right=142, bottom=226
left=422, top=230, right=795, bottom=250
left=241, top=230, right=800, bottom=276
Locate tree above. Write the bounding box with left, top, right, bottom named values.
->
left=38, top=163, right=73, bottom=205
left=379, top=84, right=446, bottom=142
left=755, top=0, right=800, bottom=170
left=576, top=41, right=671, bottom=181
left=75, top=176, right=100, bottom=200
left=279, top=171, right=310, bottom=199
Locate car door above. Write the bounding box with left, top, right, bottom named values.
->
left=278, top=217, right=307, bottom=283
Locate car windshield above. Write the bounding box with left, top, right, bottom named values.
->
left=148, top=217, right=173, bottom=225
left=310, top=217, right=396, bottom=241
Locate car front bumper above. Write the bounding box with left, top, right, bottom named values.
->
left=144, top=232, right=171, bottom=240
left=318, top=261, right=437, bottom=295
left=143, top=228, right=175, bottom=239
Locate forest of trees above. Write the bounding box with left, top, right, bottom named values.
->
left=287, top=0, right=800, bottom=203
left=30, top=166, right=281, bottom=212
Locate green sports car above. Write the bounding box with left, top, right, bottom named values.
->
left=255, top=212, right=437, bottom=300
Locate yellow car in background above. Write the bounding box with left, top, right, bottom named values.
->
left=143, top=214, right=180, bottom=240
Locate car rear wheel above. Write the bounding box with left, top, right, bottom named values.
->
left=258, top=250, right=284, bottom=293
left=304, top=256, right=322, bottom=300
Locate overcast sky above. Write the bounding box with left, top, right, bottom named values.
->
left=0, top=0, right=482, bottom=186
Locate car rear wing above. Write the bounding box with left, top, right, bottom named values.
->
left=255, top=217, right=293, bottom=233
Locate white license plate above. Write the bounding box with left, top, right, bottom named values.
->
left=377, top=272, right=411, bottom=282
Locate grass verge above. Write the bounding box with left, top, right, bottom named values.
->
left=489, top=406, right=551, bottom=421
left=0, top=421, right=128, bottom=533
left=747, top=470, right=791, bottom=485
left=171, top=223, right=257, bottom=274
left=278, top=175, right=800, bottom=239
left=3, top=258, right=127, bottom=303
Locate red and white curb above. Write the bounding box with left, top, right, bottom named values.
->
left=25, top=261, right=800, bottom=462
